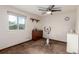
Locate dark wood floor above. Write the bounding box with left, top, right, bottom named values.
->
left=0, top=39, right=67, bottom=54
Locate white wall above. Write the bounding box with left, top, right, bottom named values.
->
left=75, top=7, right=79, bottom=34
left=38, top=10, right=76, bottom=42
left=0, top=6, right=40, bottom=50
left=75, top=7, right=79, bottom=53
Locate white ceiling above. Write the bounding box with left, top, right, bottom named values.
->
left=11, top=5, right=76, bottom=16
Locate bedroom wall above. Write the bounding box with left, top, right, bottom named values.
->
left=0, top=6, right=40, bottom=50
left=75, top=6, right=79, bottom=34
left=38, top=10, right=76, bottom=42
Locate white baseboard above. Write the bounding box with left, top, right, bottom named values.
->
left=0, top=39, right=31, bottom=50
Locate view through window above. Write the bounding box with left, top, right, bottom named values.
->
left=8, top=14, right=25, bottom=30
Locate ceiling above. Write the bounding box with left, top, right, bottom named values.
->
left=11, top=5, right=76, bottom=16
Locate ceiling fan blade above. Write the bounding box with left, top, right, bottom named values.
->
left=51, top=10, right=61, bottom=12
left=51, top=5, right=55, bottom=8
left=38, top=9, right=47, bottom=11
left=48, top=5, right=55, bottom=10
left=52, top=7, right=61, bottom=10
left=42, top=12, right=46, bottom=15
left=38, top=7, right=48, bottom=9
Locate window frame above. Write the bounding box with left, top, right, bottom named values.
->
left=8, top=12, right=26, bottom=30
left=17, top=16, right=26, bottom=30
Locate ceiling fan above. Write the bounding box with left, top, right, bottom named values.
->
left=38, top=5, right=61, bottom=15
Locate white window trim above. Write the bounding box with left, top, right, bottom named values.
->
left=8, top=11, right=26, bottom=31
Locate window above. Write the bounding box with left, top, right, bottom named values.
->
left=18, top=16, right=25, bottom=30
left=8, top=14, right=25, bottom=30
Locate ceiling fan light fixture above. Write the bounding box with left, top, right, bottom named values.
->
left=38, top=5, right=61, bottom=15
left=46, top=11, right=51, bottom=14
